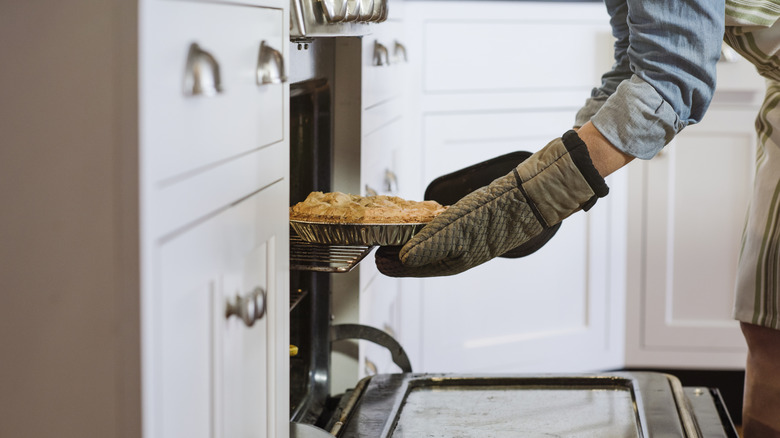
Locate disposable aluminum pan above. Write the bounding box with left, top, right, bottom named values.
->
left=290, top=220, right=427, bottom=246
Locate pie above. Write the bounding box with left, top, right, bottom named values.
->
left=289, top=191, right=447, bottom=224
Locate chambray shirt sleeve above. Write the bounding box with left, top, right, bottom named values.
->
left=574, top=0, right=725, bottom=159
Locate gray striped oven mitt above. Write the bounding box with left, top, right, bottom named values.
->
left=375, top=130, right=609, bottom=277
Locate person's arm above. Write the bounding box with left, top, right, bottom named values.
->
left=585, top=0, right=725, bottom=160
left=375, top=0, right=725, bottom=278
left=578, top=121, right=633, bottom=177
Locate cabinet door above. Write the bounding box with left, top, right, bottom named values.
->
left=626, top=108, right=753, bottom=368
left=415, top=111, right=621, bottom=373
left=358, top=274, right=403, bottom=377
left=156, top=182, right=288, bottom=438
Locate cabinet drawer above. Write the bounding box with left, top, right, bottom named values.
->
left=142, top=1, right=285, bottom=184
left=361, top=116, right=402, bottom=198
left=151, top=140, right=287, bottom=239
left=363, top=21, right=408, bottom=109
left=422, top=19, right=608, bottom=94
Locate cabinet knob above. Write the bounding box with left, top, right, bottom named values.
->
left=257, top=41, right=287, bottom=85
left=225, top=287, right=266, bottom=327
left=184, top=43, right=223, bottom=97
left=373, top=41, right=390, bottom=66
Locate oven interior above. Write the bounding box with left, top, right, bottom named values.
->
left=286, top=39, right=740, bottom=438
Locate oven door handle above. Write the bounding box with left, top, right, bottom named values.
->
left=330, top=323, right=413, bottom=373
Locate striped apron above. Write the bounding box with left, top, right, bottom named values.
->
left=724, top=1, right=780, bottom=329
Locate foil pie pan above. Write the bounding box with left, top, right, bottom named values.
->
left=290, top=220, right=427, bottom=246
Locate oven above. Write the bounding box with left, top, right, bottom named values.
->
left=285, top=16, right=739, bottom=438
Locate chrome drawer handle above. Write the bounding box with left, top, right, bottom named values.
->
left=373, top=41, right=390, bottom=66
left=365, top=185, right=378, bottom=197
left=393, top=41, right=408, bottom=63
left=184, top=43, right=223, bottom=97
left=257, top=41, right=287, bottom=85
left=384, top=168, right=398, bottom=193
left=225, top=287, right=266, bottom=327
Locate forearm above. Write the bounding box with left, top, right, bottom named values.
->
left=577, top=121, right=633, bottom=177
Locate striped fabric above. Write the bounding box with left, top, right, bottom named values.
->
left=726, top=0, right=780, bottom=26
left=726, top=1, right=780, bottom=329
left=724, top=23, right=780, bottom=82
left=734, top=80, right=780, bottom=329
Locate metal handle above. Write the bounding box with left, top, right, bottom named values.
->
left=320, top=0, right=348, bottom=22
left=373, top=41, right=390, bottom=66
left=330, top=323, right=413, bottom=373
left=377, top=0, right=388, bottom=23
left=384, top=168, right=398, bottom=193
left=369, top=0, right=383, bottom=21
left=364, top=185, right=378, bottom=197
left=184, top=43, right=223, bottom=97
left=257, top=41, right=287, bottom=85
left=393, top=41, right=408, bottom=63
left=343, top=0, right=361, bottom=22
left=358, top=0, right=374, bottom=22
left=225, top=287, right=266, bottom=327
left=364, top=358, right=378, bottom=376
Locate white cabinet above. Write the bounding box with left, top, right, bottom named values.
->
left=400, top=1, right=620, bottom=373
left=157, top=183, right=288, bottom=438
left=141, top=0, right=290, bottom=436
left=0, top=1, right=290, bottom=437
left=399, top=1, right=764, bottom=373
left=623, top=58, right=764, bottom=368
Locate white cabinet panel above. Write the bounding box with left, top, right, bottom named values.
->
left=422, top=20, right=608, bottom=94
left=422, top=111, right=576, bottom=185
left=142, top=1, right=285, bottom=184
left=416, top=111, right=620, bottom=373
left=626, top=108, right=754, bottom=368
left=156, top=182, right=288, bottom=438
left=359, top=274, right=403, bottom=377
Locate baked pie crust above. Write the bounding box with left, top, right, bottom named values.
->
left=290, top=191, right=447, bottom=224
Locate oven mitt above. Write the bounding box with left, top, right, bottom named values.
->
left=375, top=130, right=609, bottom=277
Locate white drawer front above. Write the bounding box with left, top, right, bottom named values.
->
left=422, top=19, right=609, bottom=94
left=142, top=1, right=285, bottom=184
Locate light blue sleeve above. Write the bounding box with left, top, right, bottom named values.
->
left=575, top=0, right=725, bottom=159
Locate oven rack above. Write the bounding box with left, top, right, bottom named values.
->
left=290, top=234, right=375, bottom=273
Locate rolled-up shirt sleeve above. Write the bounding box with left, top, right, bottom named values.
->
left=575, top=0, right=724, bottom=159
